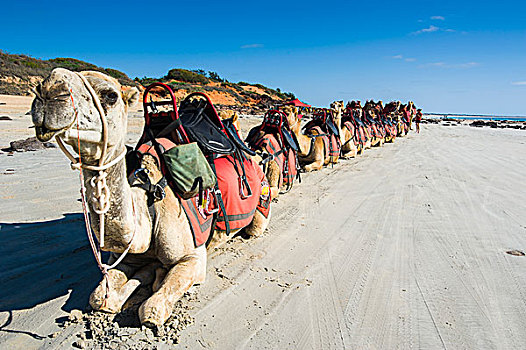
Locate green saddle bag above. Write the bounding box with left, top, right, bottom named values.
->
left=162, top=142, right=217, bottom=199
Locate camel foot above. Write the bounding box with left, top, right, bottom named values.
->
left=270, top=186, right=279, bottom=200
left=89, top=270, right=128, bottom=313
left=245, top=209, right=271, bottom=237
left=303, top=164, right=319, bottom=172
left=139, top=293, right=172, bottom=327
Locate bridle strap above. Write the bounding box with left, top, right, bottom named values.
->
left=51, top=72, right=136, bottom=301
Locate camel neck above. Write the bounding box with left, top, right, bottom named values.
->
left=289, top=117, right=310, bottom=156
left=82, top=150, right=152, bottom=253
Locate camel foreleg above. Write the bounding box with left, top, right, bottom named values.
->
left=90, top=262, right=158, bottom=313
left=138, top=248, right=207, bottom=326
left=302, top=138, right=325, bottom=172
left=245, top=208, right=271, bottom=237
left=266, top=160, right=281, bottom=200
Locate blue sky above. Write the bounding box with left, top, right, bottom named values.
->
left=2, top=0, right=526, bottom=115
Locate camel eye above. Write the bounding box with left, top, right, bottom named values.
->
left=102, top=90, right=119, bottom=105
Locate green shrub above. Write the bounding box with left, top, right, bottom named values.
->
left=165, top=68, right=209, bottom=84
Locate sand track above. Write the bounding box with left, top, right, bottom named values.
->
left=1, top=119, right=526, bottom=349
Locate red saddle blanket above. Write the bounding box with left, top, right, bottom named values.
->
left=343, top=121, right=358, bottom=146
left=134, top=138, right=214, bottom=248
left=308, top=126, right=340, bottom=160
left=344, top=121, right=368, bottom=145
left=215, top=155, right=270, bottom=231
left=255, top=134, right=298, bottom=188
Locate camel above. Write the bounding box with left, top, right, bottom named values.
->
left=405, top=101, right=416, bottom=130
left=330, top=100, right=359, bottom=158
left=345, top=101, right=372, bottom=153
left=282, top=105, right=339, bottom=172
left=362, top=101, right=385, bottom=147
left=383, top=101, right=405, bottom=139
left=31, top=68, right=270, bottom=326
left=244, top=110, right=298, bottom=200
left=385, top=101, right=408, bottom=136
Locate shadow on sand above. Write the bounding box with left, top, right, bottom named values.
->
left=0, top=213, right=104, bottom=315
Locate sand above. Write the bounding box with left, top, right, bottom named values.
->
left=1, top=95, right=526, bottom=349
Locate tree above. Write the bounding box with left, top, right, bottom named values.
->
left=208, top=71, right=224, bottom=82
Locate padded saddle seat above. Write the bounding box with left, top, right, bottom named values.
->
left=178, top=98, right=235, bottom=155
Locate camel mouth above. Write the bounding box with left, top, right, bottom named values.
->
left=35, top=125, right=62, bottom=142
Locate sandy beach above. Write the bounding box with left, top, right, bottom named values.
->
left=1, top=95, right=526, bottom=349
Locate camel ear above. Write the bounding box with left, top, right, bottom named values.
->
left=122, top=87, right=140, bottom=107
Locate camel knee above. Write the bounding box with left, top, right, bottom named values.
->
left=139, top=254, right=206, bottom=326
left=245, top=209, right=271, bottom=237
left=89, top=269, right=128, bottom=313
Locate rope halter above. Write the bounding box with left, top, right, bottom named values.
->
left=46, top=72, right=136, bottom=301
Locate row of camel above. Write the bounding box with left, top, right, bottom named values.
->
left=243, top=99, right=418, bottom=198
left=30, top=68, right=419, bottom=328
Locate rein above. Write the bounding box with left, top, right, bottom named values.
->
left=50, top=72, right=136, bottom=301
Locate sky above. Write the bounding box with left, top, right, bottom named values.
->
left=2, top=0, right=526, bottom=115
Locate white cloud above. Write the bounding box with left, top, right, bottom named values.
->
left=427, top=62, right=446, bottom=67
left=512, top=81, right=526, bottom=85
left=413, top=25, right=440, bottom=34
left=420, top=61, right=479, bottom=69
left=412, top=25, right=458, bottom=35
left=431, top=16, right=445, bottom=20
left=458, top=62, right=478, bottom=68
left=241, top=44, right=264, bottom=49
left=392, top=55, right=416, bottom=62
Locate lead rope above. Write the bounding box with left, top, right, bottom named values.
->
left=56, top=74, right=137, bottom=302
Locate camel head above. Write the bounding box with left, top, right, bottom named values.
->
left=330, top=100, right=344, bottom=115
left=330, top=100, right=344, bottom=128
left=218, top=109, right=239, bottom=123
left=281, top=105, right=300, bottom=129
left=219, top=109, right=242, bottom=137
left=363, top=103, right=376, bottom=119
left=31, top=68, right=140, bottom=163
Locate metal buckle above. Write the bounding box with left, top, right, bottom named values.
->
left=239, top=176, right=252, bottom=199
left=200, top=189, right=221, bottom=219
left=134, top=168, right=150, bottom=184
left=152, top=183, right=166, bottom=201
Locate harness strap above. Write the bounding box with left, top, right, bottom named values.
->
left=340, top=132, right=355, bottom=149
left=157, top=119, right=183, bottom=138
left=229, top=151, right=252, bottom=199
left=307, top=133, right=329, bottom=138
left=259, top=148, right=285, bottom=164
left=304, top=137, right=316, bottom=160
left=131, top=170, right=168, bottom=206
left=206, top=154, right=230, bottom=236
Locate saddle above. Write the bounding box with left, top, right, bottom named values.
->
left=246, top=110, right=301, bottom=189
left=303, top=109, right=340, bottom=138
left=178, top=95, right=235, bottom=155
left=342, top=108, right=367, bottom=145
left=303, top=109, right=341, bottom=161
left=247, top=110, right=299, bottom=151
left=129, top=84, right=269, bottom=247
